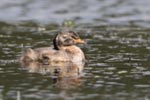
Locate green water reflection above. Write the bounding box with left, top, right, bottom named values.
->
left=0, top=22, right=149, bottom=100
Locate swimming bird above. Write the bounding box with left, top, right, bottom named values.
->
left=19, top=31, right=85, bottom=64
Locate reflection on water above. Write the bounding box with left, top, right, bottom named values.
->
left=20, top=61, right=84, bottom=77
left=0, top=22, right=150, bottom=100
left=0, top=23, right=150, bottom=100
left=0, top=1, right=150, bottom=99
left=20, top=61, right=84, bottom=89
left=0, top=21, right=150, bottom=100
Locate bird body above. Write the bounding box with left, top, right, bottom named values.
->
left=19, top=31, right=85, bottom=64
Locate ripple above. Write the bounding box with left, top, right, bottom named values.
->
left=0, top=22, right=150, bottom=100
left=142, top=71, right=150, bottom=76
left=0, top=0, right=150, bottom=27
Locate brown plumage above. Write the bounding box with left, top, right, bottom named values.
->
left=19, top=31, right=85, bottom=64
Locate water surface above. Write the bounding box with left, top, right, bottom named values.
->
left=1, top=0, right=150, bottom=27
left=0, top=0, right=150, bottom=100
left=0, top=22, right=150, bottom=100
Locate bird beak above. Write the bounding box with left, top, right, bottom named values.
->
left=74, top=38, right=85, bottom=44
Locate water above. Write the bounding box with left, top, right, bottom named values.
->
left=0, top=0, right=150, bottom=100
left=0, top=22, right=149, bottom=100
left=1, top=0, right=150, bottom=27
